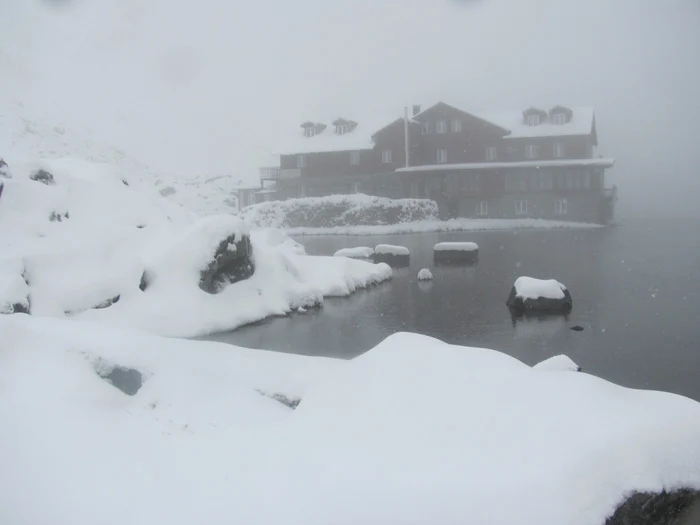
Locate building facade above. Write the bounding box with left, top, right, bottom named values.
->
left=255, top=102, right=617, bottom=223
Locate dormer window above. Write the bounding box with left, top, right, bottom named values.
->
left=526, top=114, right=540, bottom=126
left=523, top=107, right=547, bottom=126
left=301, top=121, right=326, bottom=137
left=549, top=106, right=573, bottom=125
left=332, top=118, right=358, bottom=135
left=304, top=127, right=316, bottom=138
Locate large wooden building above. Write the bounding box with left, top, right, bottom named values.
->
left=245, top=102, right=616, bottom=223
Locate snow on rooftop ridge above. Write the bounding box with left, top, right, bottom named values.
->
left=514, top=276, right=567, bottom=300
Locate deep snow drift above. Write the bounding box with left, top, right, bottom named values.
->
left=0, top=158, right=391, bottom=336
left=2, top=316, right=700, bottom=525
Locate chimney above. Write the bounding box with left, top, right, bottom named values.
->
left=412, top=105, right=421, bottom=116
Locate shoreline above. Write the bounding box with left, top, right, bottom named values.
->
left=275, top=218, right=605, bottom=237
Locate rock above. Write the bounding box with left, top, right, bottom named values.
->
left=373, top=244, right=410, bottom=267
left=139, top=271, right=151, bottom=292
left=0, top=273, right=30, bottom=315
left=29, top=169, right=55, bottom=185
left=97, top=365, right=143, bottom=396
left=121, top=179, right=129, bottom=186
left=605, top=489, right=700, bottom=525
left=198, top=233, right=255, bottom=294
left=570, top=325, right=584, bottom=331
left=256, top=389, right=301, bottom=409
left=0, top=158, right=10, bottom=179
left=433, top=242, right=479, bottom=265
left=93, top=295, right=120, bottom=309
left=49, top=210, right=70, bottom=222
left=417, top=268, right=433, bottom=281
left=506, top=276, right=573, bottom=314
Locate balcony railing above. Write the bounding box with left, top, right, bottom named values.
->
left=259, top=167, right=280, bottom=180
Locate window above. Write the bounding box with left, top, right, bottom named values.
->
left=297, top=155, right=307, bottom=168
left=552, top=112, right=566, bottom=125
left=565, top=171, right=574, bottom=189
left=539, top=171, right=553, bottom=190
left=303, top=127, right=315, bottom=138
left=485, top=146, right=498, bottom=161
left=505, top=173, right=527, bottom=192
left=462, top=173, right=481, bottom=192
left=437, top=148, right=448, bottom=163
left=436, top=120, right=447, bottom=134
left=476, top=200, right=488, bottom=216
left=336, top=124, right=349, bottom=135
left=421, top=122, right=433, bottom=135
left=526, top=114, right=540, bottom=126
left=554, top=199, right=568, bottom=215
left=350, top=151, right=360, bottom=165
left=525, top=144, right=538, bottom=159
left=553, top=142, right=565, bottom=158
left=381, top=149, right=393, bottom=164
left=515, top=200, right=528, bottom=215
left=451, top=118, right=462, bottom=132
left=582, top=171, right=591, bottom=189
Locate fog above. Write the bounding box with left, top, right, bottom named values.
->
left=1, top=0, right=699, bottom=218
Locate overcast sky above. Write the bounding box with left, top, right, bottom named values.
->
left=1, top=0, right=699, bottom=218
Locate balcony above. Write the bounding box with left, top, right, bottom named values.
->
left=259, top=167, right=302, bottom=180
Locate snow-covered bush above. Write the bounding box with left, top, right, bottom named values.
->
left=240, top=194, right=438, bottom=229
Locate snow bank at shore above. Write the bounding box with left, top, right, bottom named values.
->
left=2, top=316, right=699, bottom=525
left=240, top=194, right=438, bottom=229
left=0, top=158, right=391, bottom=337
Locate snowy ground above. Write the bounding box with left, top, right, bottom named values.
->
left=283, top=217, right=603, bottom=236
left=2, top=315, right=700, bottom=525
left=0, top=158, right=391, bottom=337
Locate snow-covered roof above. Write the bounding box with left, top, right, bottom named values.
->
left=397, top=158, right=615, bottom=173
left=276, top=111, right=409, bottom=155
left=478, top=107, right=595, bottom=139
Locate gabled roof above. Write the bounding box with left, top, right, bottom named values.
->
left=412, top=102, right=511, bottom=135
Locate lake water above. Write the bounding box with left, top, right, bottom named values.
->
left=202, top=219, right=700, bottom=401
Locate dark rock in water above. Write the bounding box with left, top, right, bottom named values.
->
left=98, top=366, right=143, bottom=396
left=30, top=169, right=55, bottom=185
left=433, top=251, right=478, bottom=266
left=373, top=253, right=410, bottom=267
left=93, top=295, right=120, bottom=309
left=570, top=325, right=584, bottom=331
left=199, top=234, right=255, bottom=294
left=605, top=489, right=700, bottom=525
left=506, top=287, right=573, bottom=314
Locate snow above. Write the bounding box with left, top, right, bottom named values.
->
left=417, top=268, right=433, bottom=281
left=397, top=157, right=615, bottom=173
left=534, top=354, right=581, bottom=372
left=434, top=241, right=479, bottom=252
left=276, top=112, right=407, bottom=155
left=479, top=106, right=596, bottom=138
left=2, top=320, right=700, bottom=525
left=514, top=276, right=567, bottom=300
left=0, top=273, right=28, bottom=313
left=334, top=247, right=375, bottom=259
left=375, top=244, right=410, bottom=256
left=240, top=194, right=438, bottom=229
left=283, top=218, right=602, bottom=236
left=0, top=157, right=392, bottom=337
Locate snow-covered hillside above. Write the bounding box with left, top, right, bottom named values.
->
left=0, top=157, right=391, bottom=336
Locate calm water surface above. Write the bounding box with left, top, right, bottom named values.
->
left=203, top=219, right=700, bottom=401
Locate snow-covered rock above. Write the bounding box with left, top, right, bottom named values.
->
left=2, top=319, right=700, bottom=525
left=417, top=268, right=433, bottom=281
left=433, top=241, right=479, bottom=264
left=507, top=276, right=573, bottom=313
left=334, top=246, right=375, bottom=259
left=0, top=156, right=392, bottom=336
left=533, top=354, right=581, bottom=372
left=240, top=194, right=438, bottom=229
left=0, top=272, right=29, bottom=314
left=375, top=244, right=409, bottom=256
